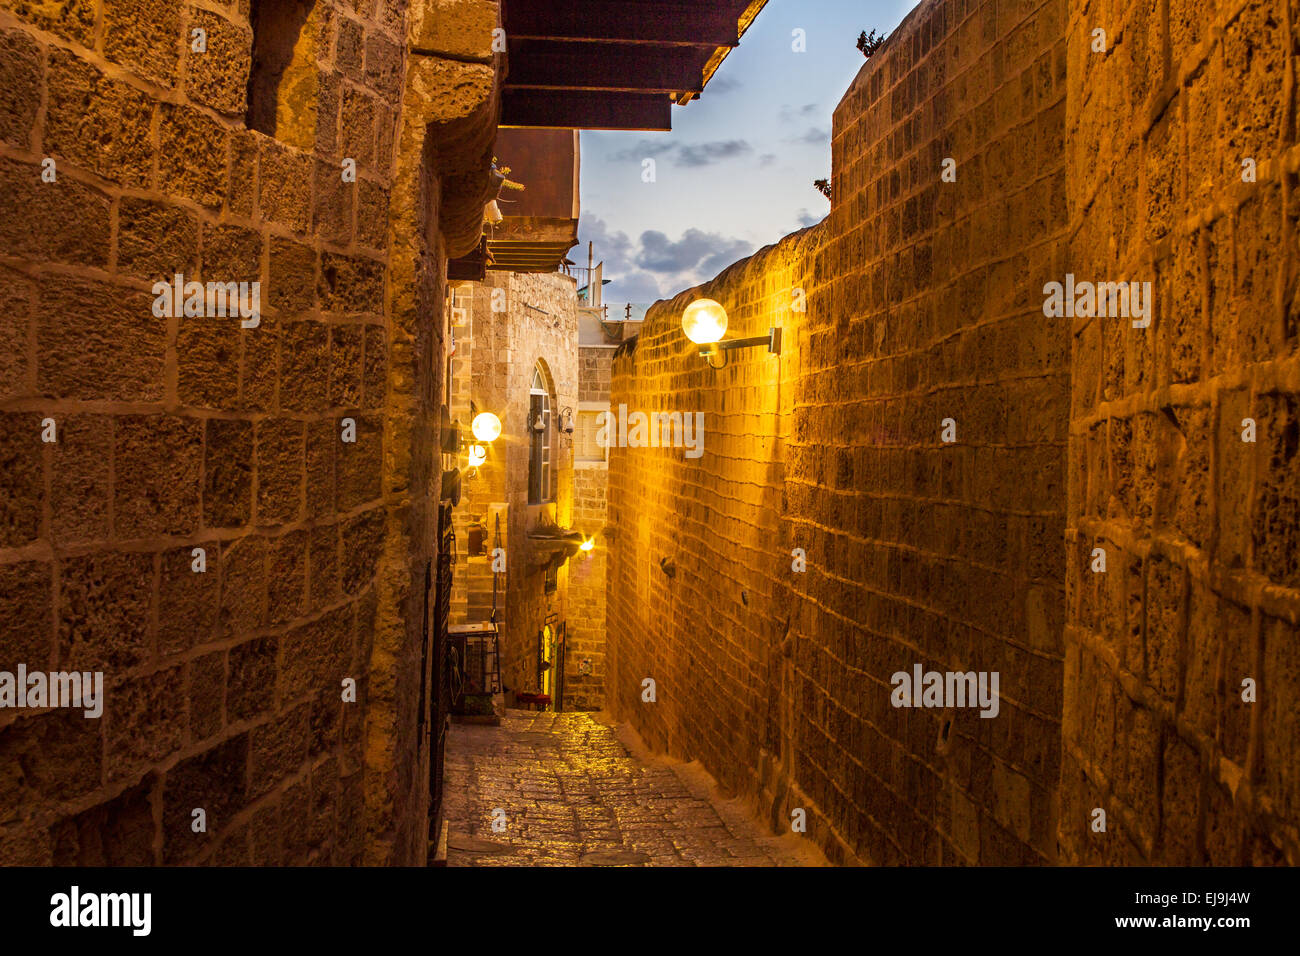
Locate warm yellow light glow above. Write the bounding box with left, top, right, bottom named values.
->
left=467, top=444, right=487, bottom=467
left=471, top=412, right=502, bottom=442
left=580, top=537, right=595, bottom=553
left=682, top=298, right=728, bottom=345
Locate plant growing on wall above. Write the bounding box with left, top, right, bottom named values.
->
left=813, top=178, right=831, bottom=200
left=857, top=29, right=887, bottom=57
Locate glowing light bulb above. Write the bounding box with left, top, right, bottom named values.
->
left=471, top=412, right=502, bottom=442
left=467, top=444, right=487, bottom=467
left=682, top=298, right=728, bottom=345
left=580, top=537, right=595, bottom=553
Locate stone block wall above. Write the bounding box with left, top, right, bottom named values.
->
left=607, top=0, right=1300, bottom=868
left=1061, top=0, right=1300, bottom=865
left=608, top=0, right=1073, bottom=867
left=565, top=340, right=616, bottom=710
left=0, top=0, right=501, bottom=866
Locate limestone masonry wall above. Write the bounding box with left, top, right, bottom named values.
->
left=0, top=0, right=501, bottom=865
left=608, top=0, right=1298, bottom=867
left=1061, top=0, right=1299, bottom=864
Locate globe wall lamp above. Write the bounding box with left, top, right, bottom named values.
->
left=682, top=298, right=781, bottom=370
left=440, top=407, right=504, bottom=502
left=464, top=413, right=500, bottom=480
left=471, top=412, right=502, bottom=443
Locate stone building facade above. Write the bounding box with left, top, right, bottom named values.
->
left=605, top=0, right=1299, bottom=868
left=0, top=0, right=503, bottom=866
left=447, top=270, right=582, bottom=706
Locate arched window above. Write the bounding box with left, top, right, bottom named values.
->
left=528, top=363, right=553, bottom=504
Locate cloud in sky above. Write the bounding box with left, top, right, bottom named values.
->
left=575, top=0, right=923, bottom=307
left=578, top=215, right=755, bottom=305
left=604, top=139, right=678, bottom=162
left=790, top=126, right=830, bottom=145
left=778, top=103, right=820, bottom=123
left=795, top=208, right=823, bottom=228
left=639, top=228, right=753, bottom=274
left=604, top=138, right=754, bottom=168
left=676, top=140, right=752, bottom=167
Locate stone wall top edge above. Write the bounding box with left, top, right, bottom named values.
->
left=627, top=221, right=826, bottom=359
left=832, top=0, right=937, bottom=128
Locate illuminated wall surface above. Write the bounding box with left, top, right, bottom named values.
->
left=606, top=0, right=1300, bottom=866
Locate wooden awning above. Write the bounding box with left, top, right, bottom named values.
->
left=499, top=0, right=768, bottom=131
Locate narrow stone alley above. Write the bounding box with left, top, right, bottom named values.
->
left=443, top=711, right=820, bottom=867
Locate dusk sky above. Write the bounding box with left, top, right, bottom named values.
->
left=576, top=0, right=919, bottom=308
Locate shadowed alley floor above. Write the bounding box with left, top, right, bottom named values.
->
left=443, top=710, right=820, bottom=866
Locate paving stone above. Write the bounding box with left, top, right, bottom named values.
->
left=443, top=709, right=811, bottom=868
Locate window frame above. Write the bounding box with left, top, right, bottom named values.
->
left=528, top=364, right=554, bottom=504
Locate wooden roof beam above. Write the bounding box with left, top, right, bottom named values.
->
left=504, top=40, right=705, bottom=94
left=503, top=1, right=740, bottom=47
left=500, top=89, right=672, bottom=130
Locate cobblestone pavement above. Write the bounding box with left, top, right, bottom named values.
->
left=443, top=709, right=818, bottom=866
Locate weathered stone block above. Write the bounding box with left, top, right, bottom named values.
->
left=0, top=711, right=102, bottom=820
left=0, top=0, right=96, bottom=45
left=364, top=33, right=403, bottom=104
left=339, top=87, right=376, bottom=169
left=309, top=524, right=340, bottom=610
left=50, top=778, right=156, bottom=865
left=335, top=413, right=382, bottom=508
left=340, top=508, right=384, bottom=594
left=118, top=198, right=201, bottom=281
left=159, top=543, right=219, bottom=654
left=0, top=27, right=41, bottom=148
left=161, top=733, right=249, bottom=863
left=0, top=412, right=43, bottom=548
left=305, top=419, right=337, bottom=516
left=0, top=560, right=54, bottom=671
left=259, top=140, right=313, bottom=233
left=33, top=54, right=145, bottom=182
left=330, top=325, right=364, bottom=408
left=249, top=701, right=310, bottom=797
left=189, top=650, right=225, bottom=740
left=103, top=0, right=182, bottom=86
left=177, top=318, right=243, bottom=410
left=280, top=321, right=330, bottom=412
left=255, top=418, right=305, bottom=524
left=114, top=414, right=203, bottom=538
left=320, top=252, right=385, bottom=315
left=204, top=418, right=254, bottom=528
left=268, top=236, right=318, bottom=315
left=228, top=635, right=278, bottom=721
left=0, top=157, right=111, bottom=268
left=185, top=9, right=253, bottom=114
left=312, top=158, right=353, bottom=245
left=159, top=103, right=229, bottom=208
left=219, top=535, right=268, bottom=637
left=105, top=664, right=185, bottom=780
left=37, top=278, right=164, bottom=401
left=58, top=550, right=153, bottom=672
left=267, top=529, right=308, bottom=623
